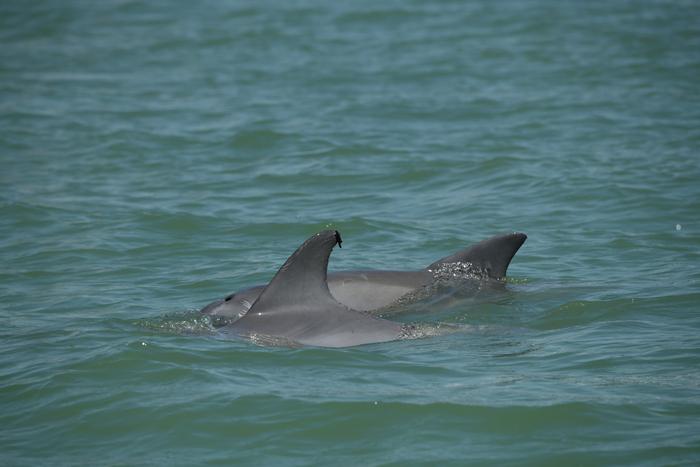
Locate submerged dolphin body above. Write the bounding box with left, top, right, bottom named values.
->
left=201, top=231, right=527, bottom=323
left=222, top=230, right=404, bottom=347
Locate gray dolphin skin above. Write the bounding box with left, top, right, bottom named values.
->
left=201, top=230, right=527, bottom=324
left=222, top=230, right=404, bottom=348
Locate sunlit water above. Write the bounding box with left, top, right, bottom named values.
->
left=2, top=1, right=699, bottom=465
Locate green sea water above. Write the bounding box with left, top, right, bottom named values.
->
left=2, top=1, right=700, bottom=465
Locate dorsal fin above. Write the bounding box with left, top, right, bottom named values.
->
left=426, top=232, right=527, bottom=279
left=250, top=230, right=342, bottom=313
left=228, top=230, right=403, bottom=347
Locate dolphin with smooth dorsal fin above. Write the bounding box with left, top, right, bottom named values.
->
left=201, top=231, right=527, bottom=322
left=224, top=230, right=404, bottom=347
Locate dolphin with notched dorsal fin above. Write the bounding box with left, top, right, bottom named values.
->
left=223, top=230, right=404, bottom=348
left=201, top=231, right=527, bottom=322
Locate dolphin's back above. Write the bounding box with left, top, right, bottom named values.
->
left=328, top=270, right=432, bottom=311
left=200, top=232, right=527, bottom=321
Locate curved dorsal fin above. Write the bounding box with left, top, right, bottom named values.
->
left=427, top=232, right=527, bottom=279
left=250, top=230, right=342, bottom=313
left=228, top=230, right=403, bottom=347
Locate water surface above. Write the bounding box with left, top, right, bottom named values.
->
left=2, top=1, right=699, bottom=465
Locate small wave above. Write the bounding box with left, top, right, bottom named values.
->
left=229, top=128, right=292, bottom=150
left=531, top=298, right=638, bottom=330
left=399, top=322, right=465, bottom=340
left=136, top=311, right=217, bottom=335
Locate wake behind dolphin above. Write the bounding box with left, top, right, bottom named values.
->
left=203, top=230, right=526, bottom=348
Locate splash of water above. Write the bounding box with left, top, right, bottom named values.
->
left=136, top=311, right=217, bottom=335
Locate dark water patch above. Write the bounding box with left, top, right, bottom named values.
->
left=531, top=299, right=633, bottom=331
left=228, top=128, right=294, bottom=151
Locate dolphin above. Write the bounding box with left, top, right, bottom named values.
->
left=221, top=230, right=405, bottom=347
left=201, top=231, right=527, bottom=323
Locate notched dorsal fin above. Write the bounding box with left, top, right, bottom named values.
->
left=248, top=230, right=342, bottom=313
left=230, top=230, right=403, bottom=347
left=427, top=232, right=527, bottom=279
